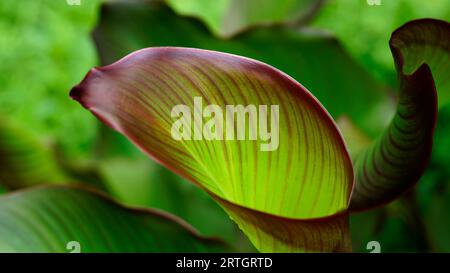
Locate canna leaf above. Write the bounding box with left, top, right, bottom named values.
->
left=71, top=47, right=354, bottom=252
left=166, top=0, right=325, bottom=38
left=0, top=115, right=67, bottom=190
left=0, top=185, right=229, bottom=252
left=350, top=19, right=445, bottom=211
left=389, top=19, right=450, bottom=107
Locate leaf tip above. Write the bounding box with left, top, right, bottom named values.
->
left=69, top=67, right=104, bottom=106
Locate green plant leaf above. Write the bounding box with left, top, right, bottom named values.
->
left=71, top=47, right=354, bottom=252
left=0, top=185, right=229, bottom=252
left=166, top=0, right=325, bottom=38
left=0, top=115, right=67, bottom=189
left=93, top=1, right=393, bottom=138
left=350, top=19, right=444, bottom=211
left=390, top=19, right=450, bottom=107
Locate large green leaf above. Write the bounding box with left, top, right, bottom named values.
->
left=71, top=47, right=354, bottom=252
left=0, top=115, right=67, bottom=189
left=93, top=1, right=393, bottom=138
left=166, top=0, right=324, bottom=38
left=0, top=185, right=229, bottom=252
left=350, top=20, right=444, bottom=211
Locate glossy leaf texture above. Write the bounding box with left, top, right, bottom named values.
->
left=0, top=185, right=229, bottom=252
left=350, top=19, right=446, bottom=211
left=93, top=1, right=393, bottom=138
left=166, top=0, right=325, bottom=38
left=71, top=47, right=354, bottom=252
left=0, top=115, right=67, bottom=189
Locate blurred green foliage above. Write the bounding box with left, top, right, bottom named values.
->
left=166, top=0, right=322, bottom=37
left=0, top=115, right=67, bottom=189
left=417, top=105, right=450, bottom=252
left=0, top=0, right=101, bottom=160
left=0, top=0, right=448, bottom=252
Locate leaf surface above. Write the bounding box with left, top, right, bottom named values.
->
left=350, top=19, right=445, bottom=210
left=71, top=47, right=354, bottom=252
left=390, top=19, right=450, bottom=107
left=166, top=0, right=324, bottom=38
left=0, top=186, right=228, bottom=252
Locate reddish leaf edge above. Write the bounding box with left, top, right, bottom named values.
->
left=390, top=18, right=450, bottom=74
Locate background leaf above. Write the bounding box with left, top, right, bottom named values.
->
left=166, top=0, right=325, bottom=37
left=313, top=0, right=450, bottom=87
left=417, top=104, right=450, bottom=252
left=0, top=185, right=229, bottom=253
left=0, top=115, right=68, bottom=189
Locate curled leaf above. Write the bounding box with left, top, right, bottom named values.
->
left=71, top=47, right=354, bottom=252
left=350, top=19, right=445, bottom=211
left=389, top=19, right=450, bottom=107
left=0, top=185, right=228, bottom=252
